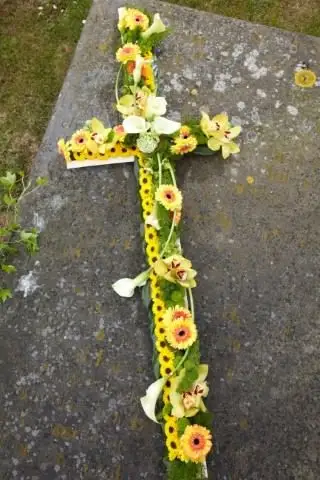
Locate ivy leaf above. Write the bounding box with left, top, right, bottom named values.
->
left=177, top=366, right=199, bottom=393
left=177, top=417, right=190, bottom=436
left=0, top=172, right=16, bottom=188
left=35, top=176, right=48, bottom=186
left=194, top=145, right=216, bottom=156
left=141, top=281, right=151, bottom=309
left=192, top=411, right=214, bottom=430
left=1, top=264, right=16, bottom=274
left=0, top=288, right=12, bottom=303
left=20, top=230, right=39, bottom=254
left=3, top=193, right=16, bottom=207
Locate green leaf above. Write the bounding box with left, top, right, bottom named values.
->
left=177, top=417, right=190, bottom=436
left=192, top=411, right=214, bottom=430
left=20, top=230, right=39, bottom=254
left=162, top=402, right=172, bottom=418
left=0, top=171, right=16, bottom=188
left=194, top=145, right=216, bottom=156
left=0, top=288, right=12, bottom=303
left=35, top=176, right=48, bottom=186
left=3, top=193, right=16, bottom=206
left=167, top=459, right=204, bottom=480
left=177, top=366, right=199, bottom=393
left=1, top=264, right=16, bottom=273
left=141, top=281, right=151, bottom=309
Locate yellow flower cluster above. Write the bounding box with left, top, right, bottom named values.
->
left=164, top=416, right=180, bottom=461
left=58, top=138, right=140, bottom=165
left=119, top=8, right=150, bottom=32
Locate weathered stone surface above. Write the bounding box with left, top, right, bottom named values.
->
left=1, top=0, right=319, bottom=479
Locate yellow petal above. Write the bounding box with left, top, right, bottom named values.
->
left=208, top=137, right=222, bottom=151
left=91, top=118, right=105, bottom=133
left=212, top=113, right=229, bottom=129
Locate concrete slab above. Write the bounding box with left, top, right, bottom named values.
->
left=1, top=0, right=319, bottom=479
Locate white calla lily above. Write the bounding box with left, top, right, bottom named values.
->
left=112, top=270, right=150, bottom=298
left=152, top=116, right=181, bottom=135
left=118, top=7, right=127, bottom=22
left=123, top=116, right=149, bottom=134
left=133, top=55, right=145, bottom=85
left=145, top=96, right=167, bottom=119
left=145, top=206, right=160, bottom=230
left=140, top=377, right=166, bottom=423
left=141, top=13, right=166, bottom=40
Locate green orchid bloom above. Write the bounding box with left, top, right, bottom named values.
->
left=170, top=364, right=209, bottom=418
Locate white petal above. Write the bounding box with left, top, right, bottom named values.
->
left=123, top=116, right=148, bottom=134
left=145, top=207, right=160, bottom=230
left=152, top=116, right=181, bottom=135
left=140, top=377, right=166, bottom=423
left=145, top=96, right=167, bottom=119
left=133, top=56, right=145, bottom=85
left=112, top=278, right=135, bottom=298
left=118, top=7, right=126, bottom=21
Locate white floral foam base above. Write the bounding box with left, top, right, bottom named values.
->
left=66, top=156, right=135, bottom=169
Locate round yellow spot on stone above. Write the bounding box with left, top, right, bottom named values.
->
left=246, top=176, right=255, bottom=185
left=294, top=69, right=317, bottom=88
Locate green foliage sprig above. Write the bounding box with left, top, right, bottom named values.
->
left=0, top=171, right=47, bottom=303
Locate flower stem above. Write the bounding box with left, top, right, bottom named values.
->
left=187, top=287, right=195, bottom=320
left=115, top=64, right=123, bottom=104
left=171, top=347, right=190, bottom=376
left=167, top=162, right=177, bottom=187
left=157, top=153, right=162, bottom=187
left=159, top=209, right=176, bottom=258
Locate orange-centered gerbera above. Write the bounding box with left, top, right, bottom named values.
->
left=155, top=184, right=182, bottom=211
left=180, top=424, right=212, bottom=463
left=125, top=8, right=149, bottom=31
left=164, top=306, right=192, bottom=326
left=116, top=43, right=141, bottom=63
left=166, top=318, right=197, bottom=350
left=171, top=135, right=197, bottom=155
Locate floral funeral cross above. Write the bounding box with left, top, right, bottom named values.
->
left=58, top=6, right=241, bottom=480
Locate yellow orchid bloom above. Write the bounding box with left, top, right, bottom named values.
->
left=170, top=364, right=209, bottom=418
left=154, top=255, right=197, bottom=288
left=200, top=112, right=229, bottom=137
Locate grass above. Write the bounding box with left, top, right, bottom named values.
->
left=0, top=0, right=319, bottom=175
left=0, top=0, right=92, bottom=175
left=168, top=0, right=320, bottom=37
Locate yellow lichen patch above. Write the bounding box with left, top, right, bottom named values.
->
left=95, top=329, right=105, bottom=341
left=239, top=418, right=249, bottom=430
left=95, top=349, right=104, bottom=367
left=235, top=183, right=245, bottom=194
left=246, top=176, right=255, bottom=185
left=232, top=339, right=241, bottom=352
left=18, top=444, right=29, bottom=457
left=215, top=211, right=232, bottom=231
left=51, top=424, right=78, bottom=440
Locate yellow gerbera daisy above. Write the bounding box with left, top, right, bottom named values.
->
left=146, top=243, right=159, bottom=261
left=160, top=360, right=174, bottom=378
left=155, top=184, right=182, bottom=211
left=159, top=346, right=175, bottom=366
left=152, top=298, right=166, bottom=316
left=179, top=125, right=191, bottom=138
left=166, top=434, right=180, bottom=461
left=164, top=416, right=178, bottom=438
left=294, top=69, right=317, bottom=88
left=155, top=337, right=167, bottom=353
left=70, top=130, right=90, bottom=152
left=163, top=306, right=192, bottom=326
left=171, top=136, right=198, bottom=155
left=154, top=323, right=166, bottom=341
left=166, top=318, right=197, bottom=350
left=163, top=386, right=171, bottom=404
left=180, top=425, right=212, bottom=462
left=125, top=8, right=149, bottom=31
left=116, top=43, right=141, bottom=63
